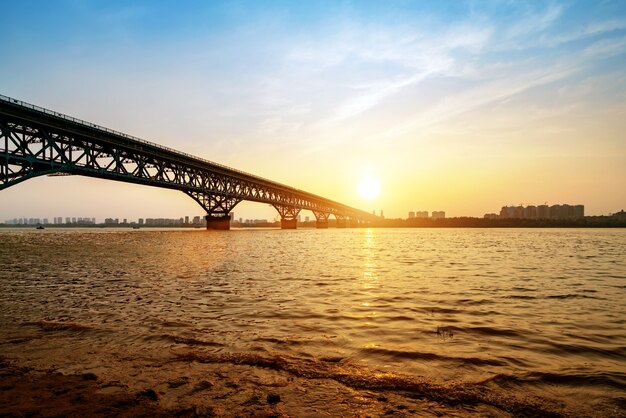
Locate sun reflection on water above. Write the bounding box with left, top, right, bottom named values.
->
left=361, top=228, right=378, bottom=289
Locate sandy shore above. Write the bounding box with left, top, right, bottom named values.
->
left=0, top=358, right=290, bottom=418
left=1, top=354, right=514, bottom=418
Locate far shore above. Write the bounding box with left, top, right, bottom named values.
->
left=2, top=216, right=625, bottom=229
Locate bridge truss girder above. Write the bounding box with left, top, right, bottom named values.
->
left=273, top=204, right=301, bottom=221
left=185, top=191, right=241, bottom=217
left=0, top=97, right=377, bottom=225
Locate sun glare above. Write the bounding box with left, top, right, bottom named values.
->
left=358, top=177, right=380, bottom=200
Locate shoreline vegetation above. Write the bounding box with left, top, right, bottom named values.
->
left=2, top=216, right=625, bottom=229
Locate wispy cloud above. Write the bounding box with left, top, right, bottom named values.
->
left=504, top=3, right=564, bottom=41
left=583, top=36, right=626, bottom=58
left=375, top=64, right=579, bottom=140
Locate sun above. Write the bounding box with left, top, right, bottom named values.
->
left=358, top=176, right=380, bottom=200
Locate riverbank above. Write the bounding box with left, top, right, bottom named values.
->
left=0, top=354, right=516, bottom=418
left=2, top=216, right=626, bottom=229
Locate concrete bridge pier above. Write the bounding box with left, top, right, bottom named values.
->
left=312, top=210, right=329, bottom=229
left=273, top=204, right=300, bottom=230
left=335, top=216, right=347, bottom=228
left=206, top=214, right=231, bottom=230
left=184, top=192, right=240, bottom=231
left=280, top=218, right=298, bottom=229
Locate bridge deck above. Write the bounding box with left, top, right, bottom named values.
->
left=0, top=94, right=376, bottom=225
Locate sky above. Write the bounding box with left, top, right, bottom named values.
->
left=1, top=0, right=625, bottom=221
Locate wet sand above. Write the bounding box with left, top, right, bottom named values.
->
left=0, top=355, right=565, bottom=417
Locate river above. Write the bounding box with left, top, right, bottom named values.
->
left=1, top=228, right=624, bottom=416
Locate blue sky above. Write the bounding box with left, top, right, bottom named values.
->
left=1, top=0, right=625, bottom=220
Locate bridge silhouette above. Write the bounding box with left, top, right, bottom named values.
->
left=0, top=94, right=377, bottom=229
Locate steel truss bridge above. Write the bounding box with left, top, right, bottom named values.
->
left=0, top=94, right=376, bottom=229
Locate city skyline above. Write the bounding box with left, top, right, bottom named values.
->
left=1, top=1, right=625, bottom=220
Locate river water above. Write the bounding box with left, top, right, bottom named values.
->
left=0, top=228, right=625, bottom=416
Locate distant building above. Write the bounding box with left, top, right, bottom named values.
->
left=408, top=211, right=415, bottom=219
left=305, top=216, right=310, bottom=222
left=536, top=205, right=549, bottom=219
left=415, top=211, right=428, bottom=218
left=523, top=205, right=537, bottom=219
left=500, top=206, right=523, bottom=219
left=573, top=205, right=584, bottom=219
left=431, top=211, right=445, bottom=219
left=484, top=213, right=498, bottom=219
left=498, top=204, right=584, bottom=220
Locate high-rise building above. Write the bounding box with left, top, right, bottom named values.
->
left=573, top=205, right=584, bottom=219
left=523, top=206, right=537, bottom=219
left=549, top=205, right=563, bottom=219
left=498, top=204, right=584, bottom=219
left=536, top=205, right=549, bottom=219
left=415, top=211, right=428, bottom=218
left=408, top=211, right=415, bottom=219
left=431, top=211, right=445, bottom=219
left=500, top=206, right=519, bottom=218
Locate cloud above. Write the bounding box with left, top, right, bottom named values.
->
left=583, top=36, right=626, bottom=58
left=374, top=64, right=579, bottom=140
left=279, top=20, right=493, bottom=124
left=540, top=18, right=626, bottom=47
left=499, top=3, right=563, bottom=46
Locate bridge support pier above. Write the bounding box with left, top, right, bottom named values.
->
left=206, top=214, right=231, bottom=230
left=316, top=220, right=328, bottom=229
left=281, top=218, right=298, bottom=229
left=312, top=210, right=329, bottom=229
left=185, top=191, right=240, bottom=231
left=273, top=205, right=300, bottom=230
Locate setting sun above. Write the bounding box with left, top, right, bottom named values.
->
left=358, top=177, right=381, bottom=200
